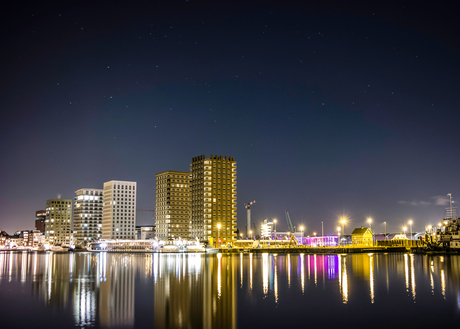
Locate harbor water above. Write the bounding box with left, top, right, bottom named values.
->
left=0, top=251, right=459, bottom=328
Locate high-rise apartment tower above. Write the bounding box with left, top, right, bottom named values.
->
left=155, top=171, right=190, bottom=239
left=190, top=155, right=237, bottom=245
left=45, top=199, right=72, bottom=245
left=102, top=180, right=137, bottom=240
left=74, top=188, right=103, bottom=244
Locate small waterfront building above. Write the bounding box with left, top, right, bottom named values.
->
left=136, top=225, right=156, bottom=240
left=351, top=227, right=373, bottom=246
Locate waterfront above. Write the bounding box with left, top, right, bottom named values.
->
left=0, top=252, right=459, bottom=328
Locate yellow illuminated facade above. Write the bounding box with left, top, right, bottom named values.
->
left=351, top=226, right=373, bottom=246
left=74, top=188, right=103, bottom=244
left=190, top=154, right=237, bottom=244
left=45, top=199, right=72, bottom=245
left=155, top=171, right=190, bottom=239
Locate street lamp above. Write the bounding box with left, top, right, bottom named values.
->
left=337, top=227, right=341, bottom=246
left=408, top=219, right=413, bottom=241
left=367, top=217, right=373, bottom=246
left=274, top=219, right=277, bottom=240
left=240, top=233, right=243, bottom=239
left=300, top=226, right=304, bottom=236
left=217, top=223, right=221, bottom=247
left=249, top=230, right=253, bottom=239
left=340, top=218, right=346, bottom=246
left=384, top=221, right=387, bottom=240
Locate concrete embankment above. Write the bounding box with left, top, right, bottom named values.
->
left=410, top=247, right=460, bottom=255
left=219, top=246, right=407, bottom=254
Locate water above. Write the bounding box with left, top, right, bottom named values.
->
left=0, top=251, right=459, bottom=328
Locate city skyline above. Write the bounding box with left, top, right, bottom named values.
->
left=1, top=1, right=459, bottom=235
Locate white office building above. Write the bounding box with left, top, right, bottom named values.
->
left=102, top=180, right=137, bottom=240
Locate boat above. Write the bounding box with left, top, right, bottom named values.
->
left=49, top=245, right=69, bottom=252
left=423, top=193, right=460, bottom=251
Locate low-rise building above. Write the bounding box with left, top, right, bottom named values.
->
left=351, top=226, right=373, bottom=246
left=136, top=225, right=156, bottom=240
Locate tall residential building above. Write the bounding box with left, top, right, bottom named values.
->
left=74, top=188, right=103, bottom=244
left=35, top=210, right=46, bottom=232
left=45, top=199, right=72, bottom=245
left=155, top=171, right=190, bottom=239
left=190, top=154, right=237, bottom=245
left=102, top=180, right=137, bottom=240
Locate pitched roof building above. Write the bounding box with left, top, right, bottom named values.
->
left=351, top=226, right=373, bottom=246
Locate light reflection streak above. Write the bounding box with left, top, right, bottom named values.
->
left=262, top=253, right=268, bottom=295
left=385, top=254, right=389, bottom=294
left=153, top=253, right=158, bottom=283
left=300, top=254, right=305, bottom=294
left=249, top=253, right=253, bottom=291
left=342, top=256, right=348, bottom=304
left=274, top=254, right=278, bottom=304
left=404, top=254, right=409, bottom=292
left=430, top=261, right=434, bottom=295
left=441, top=269, right=446, bottom=299
left=9, top=251, right=13, bottom=281
left=314, top=254, right=317, bottom=287
left=338, top=254, right=342, bottom=293
left=21, top=252, right=27, bottom=282
left=287, top=254, right=291, bottom=288
left=410, top=254, right=416, bottom=301
left=240, top=253, right=243, bottom=289
left=217, top=253, right=222, bottom=298
left=369, top=254, right=374, bottom=303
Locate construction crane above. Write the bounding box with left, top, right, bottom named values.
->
left=285, top=211, right=295, bottom=233
left=136, top=209, right=155, bottom=220
left=245, top=200, right=256, bottom=238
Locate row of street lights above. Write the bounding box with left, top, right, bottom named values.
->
left=236, top=217, right=419, bottom=246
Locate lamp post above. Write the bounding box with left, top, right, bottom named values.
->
left=384, top=222, right=387, bottom=240
left=240, top=233, right=243, bottom=240
left=274, top=219, right=277, bottom=240
left=340, top=218, right=346, bottom=246
left=337, top=227, right=341, bottom=246
left=249, top=230, right=253, bottom=239
left=367, top=217, right=373, bottom=246
left=408, top=219, right=413, bottom=241
left=321, top=221, right=324, bottom=245
left=403, top=226, right=407, bottom=246
left=217, top=223, right=221, bottom=248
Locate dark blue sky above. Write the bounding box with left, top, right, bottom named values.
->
left=1, top=1, right=459, bottom=235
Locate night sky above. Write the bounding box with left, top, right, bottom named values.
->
left=1, top=1, right=459, bottom=236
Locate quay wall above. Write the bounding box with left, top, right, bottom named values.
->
left=220, top=246, right=407, bottom=254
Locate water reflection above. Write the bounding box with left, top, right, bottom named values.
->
left=1, top=252, right=460, bottom=328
